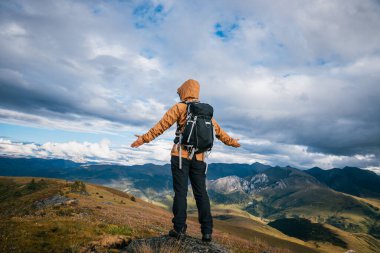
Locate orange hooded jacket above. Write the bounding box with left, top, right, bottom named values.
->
left=141, top=79, right=239, bottom=161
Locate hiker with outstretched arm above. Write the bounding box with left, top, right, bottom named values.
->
left=131, top=79, right=240, bottom=242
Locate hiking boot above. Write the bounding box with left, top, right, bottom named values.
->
left=168, top=226, right=187, bottom=239
left=202, top=233, right=212, bottom=242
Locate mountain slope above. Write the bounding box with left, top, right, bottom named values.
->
left=0, top=157, right=80, bottom=177
left=0, top=176, right=321, bottom=253
left=306, top=166, right=380, bottom=198
left=208, top=166, right=380, bottom=240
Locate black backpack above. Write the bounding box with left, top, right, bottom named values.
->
left=174, top=101, right=214, bottom=160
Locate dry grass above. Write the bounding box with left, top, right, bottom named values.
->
left=127, top=239, right=184, bottom=253
left=214, top=231, right=294, bottom=253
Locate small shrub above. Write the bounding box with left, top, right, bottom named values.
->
left=27, top=179, right=37, bottom=191
left=57, top=208, right=74, bottom=216
left=70, top=181, right=88, bottom=195
left=13, top=191, right=22, bottom=197
left=25, top=179, right=47, bottom=192
left=50, top=227, right=59, bottom=233
left=130, top=196, right=136, bottom=202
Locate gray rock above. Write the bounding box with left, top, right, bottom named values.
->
left=123, top=235, right=229, bottom=253
left=33, top=195, right=78, bottom=208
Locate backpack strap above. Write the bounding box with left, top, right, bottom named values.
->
left=174, top=101, right=188, bottom=170
left=174, top=100, right=202, bottom=169
left=175, top=101, right=188, bottom=135
left=175, top=101, right=198, bottom=133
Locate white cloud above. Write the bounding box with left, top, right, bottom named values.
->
left=1, top=136, right=378, bottom=172
left=0, top=0, right=379, bottom=169
left=0, top=138, right=126, bottom=163
left=0, top=108, right=140, bottom=135
left=364, top=166, right=380, bottom=175
left=0, top=23, right=26, bottom=36
left=209, top=135, right=379, bottom=170
left=0, top=137, right=174, bottom=165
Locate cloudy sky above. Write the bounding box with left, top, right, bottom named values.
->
left=0, top=0, right=379, bottom=172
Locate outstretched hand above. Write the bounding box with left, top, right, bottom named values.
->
left=131, top=134, right=144, bottom=148
left=232, top=138, right=241, bottom=148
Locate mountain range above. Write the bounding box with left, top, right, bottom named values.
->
left=0, top=156, right=379, bottom=252
left=1, top=156, right=379, bottom=199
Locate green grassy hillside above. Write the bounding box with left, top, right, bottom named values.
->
left=189, top=205, right=380, bottom=253
left=0, top=176, right=320, bottom=253
left=223, top=167, right=380, bottom=240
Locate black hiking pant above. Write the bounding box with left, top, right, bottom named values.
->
left=171, top=155, right=213, bottom=234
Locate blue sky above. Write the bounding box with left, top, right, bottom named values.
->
left=0, top=0, right=380, bottom=172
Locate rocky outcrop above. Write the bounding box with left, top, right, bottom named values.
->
left=124, top=235, right=229, bottom=253
left=207, top=176, right=245, bottom=193
left=207, top=173, right=273, bottom=195
left=33, top=194, right=78, bottom=208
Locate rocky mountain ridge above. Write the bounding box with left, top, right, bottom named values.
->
left=208, top=173, right=276, bottom=195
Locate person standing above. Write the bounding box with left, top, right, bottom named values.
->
left=131, top=79, right=240, bottom=242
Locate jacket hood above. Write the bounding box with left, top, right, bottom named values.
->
left=177, top=79, right=200, bottom=101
